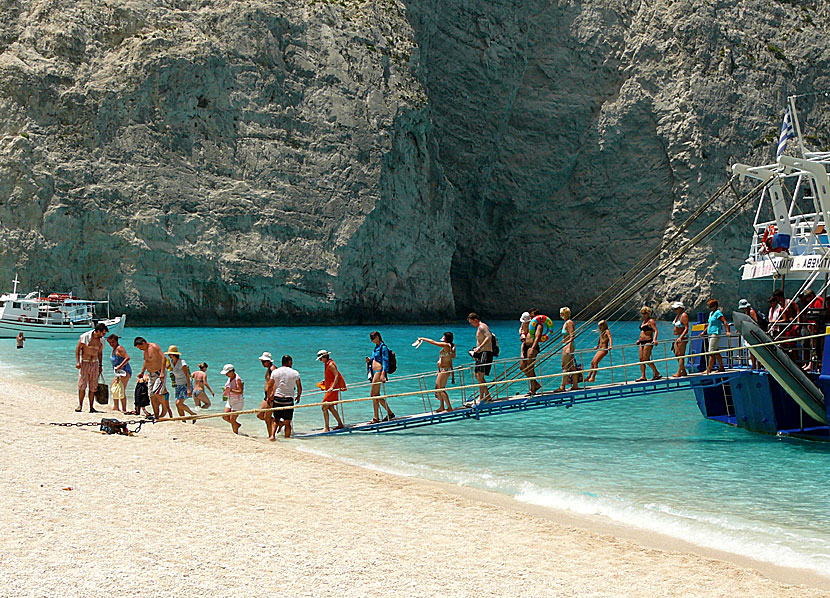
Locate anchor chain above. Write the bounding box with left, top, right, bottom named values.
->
left=49, top=417, right=156, bottom=434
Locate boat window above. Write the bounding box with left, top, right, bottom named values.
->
left=13, top=302, right=20, bottom=308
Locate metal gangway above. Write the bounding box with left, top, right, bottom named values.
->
left=295, top=333, right=752, bottom=437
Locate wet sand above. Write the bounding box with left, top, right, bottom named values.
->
left=1, top=376, right=828, bottom=597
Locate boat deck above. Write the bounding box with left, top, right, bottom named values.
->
left=296, top=370, right=741, bottom=438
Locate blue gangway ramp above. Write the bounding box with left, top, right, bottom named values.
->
left=296, top=371, right=740, bottom=437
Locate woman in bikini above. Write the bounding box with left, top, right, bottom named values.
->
left=557, top=307, right=580, bottom=391
left=192, top=362, right=215, bottom=408
left=670, top=302, right=690, bottom=377
left=416, top=332, right=456, bottom=412
left=636, top=306, right=661, bottom=381
left=107, top=334, right=131, bottom=412
left=585, top=320, right=612, bottom=383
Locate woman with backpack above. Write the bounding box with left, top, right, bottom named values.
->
left=367, top=331, right=395, bottom=423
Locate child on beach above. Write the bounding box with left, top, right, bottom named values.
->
left=221, top=364, right=244, bottom=434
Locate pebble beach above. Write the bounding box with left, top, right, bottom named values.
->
left=2, top=376, right=829, bottom=597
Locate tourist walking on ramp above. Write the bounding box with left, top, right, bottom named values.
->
left=221, top=364, right=244, bottom=434
left=635, top=307, right=661, bottom=381
left=737, top=299, right=759, bottom=370
left=701, top=299, right=730, bottom=374
left=166, top=345, right=196, bottom=422
left=107, top=334, right=132, bottom=412
left=367, top=331, right=395, bottom=422
left=557, top=307, right=580, bottom=391
left=317, top=350, right=346, bottom=432
left=585, top=320, right=612, bottom=383
left=75, top=323, right=108, bottom=412
left=670, top=302, right=690, bottom=378
left=257, top=352, right=278, bottom=439
left=416, top=332, right=456, bottom=412
left=467, top=313, right=494, bottom=404
left=192, top=362, right=215, bottom=408
left=135, top=336, right=170, bottom=419
left=523, top=310, right=550, bottom=394
left=270, top=355, right=302, bottom=438
left=16, top=331, right=24, bottom=349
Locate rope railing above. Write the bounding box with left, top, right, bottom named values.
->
left=492, top=175, right=773, bottom=386
left=153, top=329, right=827, bottom=424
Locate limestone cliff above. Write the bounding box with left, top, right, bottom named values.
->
left=0, top=0, right=454, bottom=323
left=0, top=0, right=828, bottom=323
left=405, top=0, right=830, bottom=316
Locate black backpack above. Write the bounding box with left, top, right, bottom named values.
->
left=753, top=309, right=770, bottom=332
left=385, top=344, right=398, bottom=375
left=491, top=333, right=500, bottom=357
left=134, top=380, right=150, bottom=409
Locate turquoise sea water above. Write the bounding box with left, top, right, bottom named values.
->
left=3, top=319, right=830, bottom=576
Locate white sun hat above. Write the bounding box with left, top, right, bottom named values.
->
left=220, top=363, right=235, bottom=375
left=258, top=352, right=273, bottom=362
left=520, top=311, right=531, bottom=323
left=670, top=301, right=684, bottom=310
left=316, top=349, right=330, bottom=361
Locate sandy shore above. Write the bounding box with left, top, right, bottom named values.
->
left=1, top=377, right=828, bottom=598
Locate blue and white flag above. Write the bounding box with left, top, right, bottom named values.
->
left=777, top=107, right=795, bottom=158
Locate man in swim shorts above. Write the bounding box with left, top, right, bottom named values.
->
left=75, top=323, right=108, bottom=413
left=467, top=313, right=493, bottom=404
left=135, top=336, right=169, bottom=418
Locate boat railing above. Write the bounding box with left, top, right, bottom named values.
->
left=749, top=214, right=829, bottom=260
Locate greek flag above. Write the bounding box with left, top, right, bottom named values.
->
left=777, top=107, right=795, bottom=158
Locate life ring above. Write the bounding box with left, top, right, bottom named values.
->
left=761, top=224, right=776, bottom=253
left=18, top=316, right=24, bottom=322
left=528, top=315, right=555, bottom=343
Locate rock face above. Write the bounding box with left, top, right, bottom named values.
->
left=0, top=0, right=829, bottom=323
left=0, top=0, right=455, bottom=323
left=404, top=0, right=830, bottom=316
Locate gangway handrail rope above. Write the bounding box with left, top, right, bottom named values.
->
left=503, top=175, right=774, bottom=384
left=153, top=328, right=825, bottom=423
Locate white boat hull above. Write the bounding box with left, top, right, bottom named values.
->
left=0, top=315, right=126, bottom=340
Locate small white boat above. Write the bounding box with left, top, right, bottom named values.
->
left=0, top=275, right=126, bottom=340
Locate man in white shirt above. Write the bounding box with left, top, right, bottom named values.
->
left=269, top=355, right=302, bottom=439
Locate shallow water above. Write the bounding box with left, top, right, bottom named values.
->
left=3, top=319, right=830, bottom=575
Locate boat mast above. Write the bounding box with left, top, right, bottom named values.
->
left=11, top=273, right=19, bottom=295
left=788, top=94, right=807, bottom=158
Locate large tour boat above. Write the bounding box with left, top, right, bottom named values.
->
left=0, top=275, right=126, bottom=340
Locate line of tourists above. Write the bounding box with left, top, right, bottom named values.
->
left=72, top=293, right=825, bottom=435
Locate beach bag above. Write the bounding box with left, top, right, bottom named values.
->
left=94, top=376, right=109, bottom=405
left=100, top=418, right=129, bottom=435
left=491, top=333, right=500, bottom=357
left=134, top=380, right=150, bottom=409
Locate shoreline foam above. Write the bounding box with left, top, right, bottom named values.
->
left=2, top=374, right=828, bottom=595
